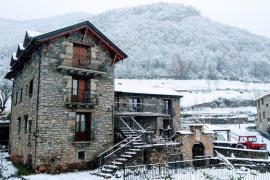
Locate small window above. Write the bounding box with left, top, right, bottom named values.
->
left=266, top=104, right=269, bottom=107
left=19, top=89, right=23, bottom=103
left=24, top=115, right=28, bottom=133
left=267, top=118, right=270, bottom=122
left=18, top=117, right=21, bottom=134
left=78, top=151, right=85, bottom=160
left=128, top=98, right=141, bottom=112
left=29, top=79, right=34, bottom=97
left=259, top=113, right=262, bottom=122
left=28, top=120, right=32, bottom=134
left=257, top=101, right=260, bottom=110
left=261, top=98, right=264, bottom=105
left=15, top=91, right=18, bottom=105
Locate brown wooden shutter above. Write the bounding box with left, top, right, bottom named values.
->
left=78, top=79, right=87, bottom=102
left=73, top=44, right=88, bottom=68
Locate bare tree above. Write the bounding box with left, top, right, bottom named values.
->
left=0, top=79, right=12, bottom=113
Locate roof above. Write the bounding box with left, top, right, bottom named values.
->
left=177, top=130, right=194, bottom=135
left=256, top=92, right=270, bottom=101
left=5, top=21, right=128, bottom=79
left=115, top=79, right=183, bottom=97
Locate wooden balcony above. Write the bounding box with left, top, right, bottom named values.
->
left=57, top=63, right=107, bottom=77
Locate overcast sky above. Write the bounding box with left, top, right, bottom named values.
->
left=1, top=0, right=269, bottom=38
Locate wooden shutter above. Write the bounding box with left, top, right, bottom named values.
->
left=73, top=44, right=88, bottom=68
left=78, top=79, right=87, bottom=102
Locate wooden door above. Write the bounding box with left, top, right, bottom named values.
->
left=73, top=44, right=88, bottom=68
left=72, top=78, right=87, bottom=102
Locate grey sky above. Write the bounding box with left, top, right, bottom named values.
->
left=1, top=0, right=269, bottom=38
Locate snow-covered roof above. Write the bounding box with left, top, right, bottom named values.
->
left=204, top=124, right=230, bottom=131
left=12, top=53, right=17, bottom=60
left=26, top=29, right=43, bottom=37
left=177, top=130, right=194, bottom=135
left=115, top=79, right=183, bottom=97
left=256, top=92, right=270, bottom=100
left=18, top=42, right=25, bottom=50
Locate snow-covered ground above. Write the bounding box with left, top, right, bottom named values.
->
left=115, top=79, right=270, bottom=107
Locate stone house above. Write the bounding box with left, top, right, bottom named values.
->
left=256, top=93, right=270, bottom=135
left=5, top=21, right=127, bottom=172
left=5, top=21, right=214, bottom=175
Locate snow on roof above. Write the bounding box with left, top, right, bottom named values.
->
left=256, top=92, right=270, bottom=100
left=26, top=29, right=43, bottom=37
left=204, top=124, right=231, bottom=131
left=18, top=43, right=25, bottom=50
left=12, top=53, right=17, bottom=60
left=115, top=79, right=183, bottom=97
left=177, top=130, right=194, bottom=135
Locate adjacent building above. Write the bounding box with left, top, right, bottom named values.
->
left=256, top=93, right=270, bottom=135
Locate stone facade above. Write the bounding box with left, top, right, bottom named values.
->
left=114, top=92, right=181, bottom=135
left=7, top=23, right=125, bottom=172
left=256, top=94, right=270, bottom=135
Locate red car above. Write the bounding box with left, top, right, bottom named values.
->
left=236, top=136, right=267, bottom=150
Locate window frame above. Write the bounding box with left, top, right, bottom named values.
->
left=28, top=79, right=34, bottom=97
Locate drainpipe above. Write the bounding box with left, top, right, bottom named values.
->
left=34, top=48, right=42, bottom=168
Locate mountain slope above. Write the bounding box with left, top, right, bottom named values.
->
left=1, top=3, right=270, bottom=82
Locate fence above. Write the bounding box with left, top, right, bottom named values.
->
left=122, top=161, right=270, bottom=180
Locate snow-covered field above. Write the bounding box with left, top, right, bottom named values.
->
left=116, top=79, right=270, bottom=107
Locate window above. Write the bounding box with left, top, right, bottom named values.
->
left=24, top=115, right=28, bottom=133
left=75, top=113, right=91, bottom=141
left=29, top=79, right=34, bottom=97
left=19, top=89, right=23, bottom=103
left=263, top=112, right=266, bottom=119
left=259, top=113, right=262, bottom=122
left=28, top=121, right=32, bottom=134
left=257, top=101, right=260, bottom=110
left=268, top=118, right=270, bottom=122
left=71, top=78, right=87, bottom=102
left=17, top=117, right=21, bottom=134
left=73, top=44, right=88, bottom=68
left=261, top=98, right=264, bottom=105
left=78, top=151, right=85, bottom=160
left=266, top=104, right=269, bottom=107
left=128, top=98, right=141, bottom=112
left=15, top=91, right=18, bottom=105
left=163, top=99, right=172, bottom=115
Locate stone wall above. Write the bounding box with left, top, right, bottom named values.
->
left=214, top=146, right=268, bottom=159
left=10, top=30, right=116, bottom=172
left=9, top=49, right=41, bottom=167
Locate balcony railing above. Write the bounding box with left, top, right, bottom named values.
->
left=65, top=90, right=98, bottom=108
left=114, top=102, right=172, bottom=117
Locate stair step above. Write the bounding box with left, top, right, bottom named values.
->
left=125, top=151, right=137, bottom=155
left=101, top=168, right=114, bottom=174
left=116, top=158, right=128, bottom=162
left=112, top=161, right=123, bottom=165
left=133, top=142, right=144, bottom=145
left=120, top=154, right=133, bottom=158
left=129, top=148, right=141, bottom=152
left=94, top=172, right=112, bottom=178
left=104, top=164, right=119, bottom=170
